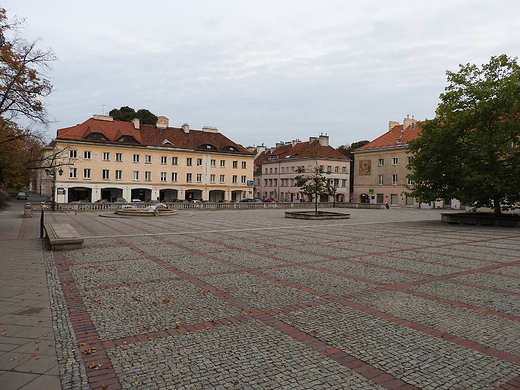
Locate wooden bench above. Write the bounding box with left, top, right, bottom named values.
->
left=44, top=223, right=84, bottom=251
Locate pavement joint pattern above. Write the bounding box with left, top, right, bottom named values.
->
left=5, top=207, right=520, bottom=389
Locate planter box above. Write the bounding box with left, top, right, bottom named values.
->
left=285, top=211, right=351, bottom=220
left=441, top=213, right=520, bottom=227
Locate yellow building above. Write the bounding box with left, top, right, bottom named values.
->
left=40, top=115, right=255, bottom=203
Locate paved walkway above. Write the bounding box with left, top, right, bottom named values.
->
left=1, top=200, right=520, bottom=389
left=0, top=193, right=60, bottom=389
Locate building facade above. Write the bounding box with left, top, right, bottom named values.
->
left=39, top=115, right=255, bottom=203
left=254, top=135, right=351, bottom=202
left=352, top=117, right=462, bottom=208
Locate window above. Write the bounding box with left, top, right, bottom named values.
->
left=391, top=194, right=398, bottom=205
left=242, top=161, right=247, bottom=169
left=145, top=171, right=152, bottom=181
left=407, top=178, right=414, bottom=185
left=378, top=159, right=384, bottom=167
left=133, top=154, right=140, bottom=163
left=103, top=152, right=110, bottom=161
left=69, top=168, right=77, bottom=178
left=172, top=156, right=178, bottom=165
left=102, top=169, right=110, bottom=180
left=210, top=159, right=216, bottom=167
left=219, top=174, right=225, bottom=183
left=378, top=175, right=384, bottom=185
left=274, top=179, right=277, bottom=186
left=115, top=170, right=122, bottom=180
left=232, top=175, right=238, bottom=184
left=197, top=158, right=203, bottom=166
left=392, top=157, right=399, bottom=165
left=220, top=160, right=225, bottom=167
left=196, top=173, right=202, bottom=182
left=269, top=179, right=273, bottom=187
left=83, top=168, right=90, bottom=179
left=342, top=166, right=347, bottom=173
left=186, top=158, right=192, bottom=166
left=186, top=173, right=192, bottom=182
left=116, top=153, right=122, bottom=162
left=269, top=168, right=273, bottom=174
left=241, top=175, right=247, bottom=184
left=265, top=168, right=268, bottom=174
left=327, top=166, right=332, bottom=172
left=335, top=166, right=339, bottom=173
left=210, top=174, right=216, bottom=183
left=83, top=151, right=91, bottom=159
left=69, top=150, right=77, bottom=158
left=133, top=171, right=139, bottom=180
left=160, top=172, right=167, bottom=182
left=145, top=155, right=152, bottom=163
left=274, top=168, right=277, bottom=173
left=264, top=179, right=268, bottom=186
left=161, top=156, right=167, bottom=164
left=172, top=172, right=178, bottom=182
left=392, top=174, right=398, bottom=185
left=233, top=161, right=238, bottom=168
left=342, top=179, right=347, bottom=187
left=291, top=166, right=295, bottom=173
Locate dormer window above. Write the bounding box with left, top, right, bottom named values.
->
left=222, top=146, right=237, bottom=151
left=199, top=144, right=216, bottom=150
left=162, top=139, right=174, bottom=146
left=85, top=133, right=109, bottom=141
left=116, top=135, right=138, bottom=143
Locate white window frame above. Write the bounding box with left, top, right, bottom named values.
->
left=133, top=171, right=139, bottom=180
left=115, top=170, right=122, bottom=180
left=83, top=151, right=91, bottom=160
left=69, top=168, right=77, bottom=178
left=103, top=152, right=110, bottom=161
left=102, top=169, right=110, bottom=180
left=116, top=153, right=123, bottom=162
left=82, top=168, right=90, bottom=179
left=133, top=154, right=140, bottom=163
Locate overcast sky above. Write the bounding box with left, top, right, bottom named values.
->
left=4, top=1, right=520, bottom=148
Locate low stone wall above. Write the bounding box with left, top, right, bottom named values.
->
left=441, top=213, right=520, bottom=227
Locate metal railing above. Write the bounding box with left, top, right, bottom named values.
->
left=29, top=201, right=385, bottom=212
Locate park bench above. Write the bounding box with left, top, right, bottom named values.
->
left=44, top=223, right=84, bottom=251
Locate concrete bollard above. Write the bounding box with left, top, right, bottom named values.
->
left=24, top=203, right=32, bottom=218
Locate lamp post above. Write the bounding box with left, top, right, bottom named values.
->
left=46, top=167, right=63, bottom=211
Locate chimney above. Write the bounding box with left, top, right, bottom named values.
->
left=309, top=136, right=317, bottom=143
left=318, top=134, right=329, bottom=147
left=276, top=142, right=284, bottom=148
left=292, top=139, right=301, bottom=146
left=132, top=118, right=140, bottom=129
left=181, top=123, right=190, bottom=133
left=93, top=115, right=113, bottom=122
left=403, top=115, right=417, bottom=130
left=202, top=126, right=218, bottom=133
left=156, top=116, right=169, bottom=129
left=389, top=121, right=399, bottom=132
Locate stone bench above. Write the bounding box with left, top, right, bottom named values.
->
left=44, top=223, right=84, bottom=251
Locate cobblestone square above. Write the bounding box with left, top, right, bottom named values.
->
left=43, top=208, right=520, bottom=389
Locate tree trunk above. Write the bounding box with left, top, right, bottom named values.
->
left=493, top=195, right=502, bottom=216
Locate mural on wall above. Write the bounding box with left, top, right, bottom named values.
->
left=358, top=160, right=371, bottom=175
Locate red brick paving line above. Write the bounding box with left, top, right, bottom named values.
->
left=53, top=252, right=123, bottom=390
left=495, top=375, right=520, bottom=390
left=332, top=297, right=520, bottom=366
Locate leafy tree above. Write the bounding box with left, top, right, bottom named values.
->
left=295, top=163, right=335, bottom=214
left=109, top=106, right=158, bottom=125
left=0, top=8, right=57, bottom=189
left=406, top=54, right=520, bottom=215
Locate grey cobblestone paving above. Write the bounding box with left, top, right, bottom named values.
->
left=200, top=272, right=316, bottom=311
left=278, top=302, right=519, bottom=389
left=107, top=321, right=385, bottom=390
left=410, top=280, right=520, bottom=316
left=83, top=279, right=245, bottom=341
left=315, top=259, right=423, bottom=284
left=26, top=208, right=520, bottom=389
left=352, top=290, right=520, bottom=355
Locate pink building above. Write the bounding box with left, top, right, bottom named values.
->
left=254, top=135, right=351, bottom=202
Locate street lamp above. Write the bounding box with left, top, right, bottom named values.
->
left=46, top=167, right=63, bottom=211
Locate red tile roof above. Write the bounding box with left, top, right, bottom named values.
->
left=55, top=117, right=253, bottom=155
left=354, top=121, right=423, bottom=152
left=255, top=139, right=350, bottom=168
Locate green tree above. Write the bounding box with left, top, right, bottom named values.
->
left=295, top=163, right=334, bottom=215
left=109, top=106, right=158, bottom=125
left=406, top=54, right=520, bottom=215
